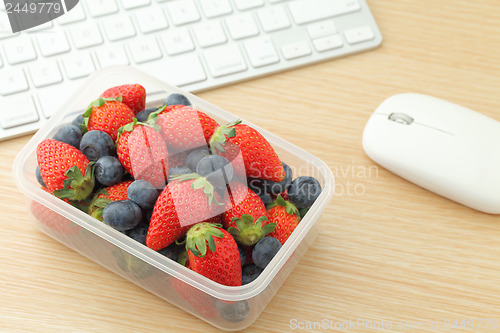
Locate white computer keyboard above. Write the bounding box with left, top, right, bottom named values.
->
left=0, top=0, right=382, bottom=141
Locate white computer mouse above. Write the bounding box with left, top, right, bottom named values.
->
left=362, top=93, right=500, bottom=214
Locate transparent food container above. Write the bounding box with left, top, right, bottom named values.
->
left=13, top=66, right=335, bottom=331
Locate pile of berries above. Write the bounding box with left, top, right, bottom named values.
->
left=35, top=84, right=322, bottom=287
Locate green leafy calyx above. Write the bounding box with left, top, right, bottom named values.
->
left=227, top=214, right=275, bottom=246
left=186, top=223, right=225, bottom=257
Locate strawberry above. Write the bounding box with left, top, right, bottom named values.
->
left=101, top=84, right=146, bottom=115
left=83, top=97, right=135, bottom=141
left=223, top=182, right=275, bottom=246
left=150, top=105, right=219, bottom=153
left=186, top=223, right=242, bottom=286
left=88, top=180, right=133, bottom=221
left=268, top=195, right=300, bottom=245
left=171, top=277, right=218, bottom=319
left=36, top=139, right=94, bottom=201
left=116, top=120, right=169, bottom=189
left=209, top=120, right=285, bottom=182
left=146, top=174, right=223, bottom=251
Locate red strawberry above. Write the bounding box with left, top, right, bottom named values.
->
left=146, top=174, right=223, bottom=251
left=83, top=97, right=135, bottom=141
left=36, top=139, right=94, bottom=201
left=101, top=84, right=146, bottom=115
left=223, top=182, right=275, bottom=246
left=186, top=223, right=242, bottom=286
left=268, top=195, right=300, bottom=245
left=171, top=277, right=218, bottom=319
left=151, top=106, right=219, bottom=153
left=209, top=120, right=285, bottom=182
left=116, top=121, right=169, bottom=189
left=88, top=180, right=133, bottom=220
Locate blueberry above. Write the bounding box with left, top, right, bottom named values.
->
left=163, top=93, right=191, bottom=107
left=186, top=148, right=210, bottom=171
left=216, top=300, right=250, bottom=323
left=94, top=156, right=124, bottom=186
left=80, top=130, right=115, bottom=161
left=53, top=125, right=82, bottom=148
left=71, top=114, right=85, bottom=130
left=242, top=264, right=264, bottom=284
left=157, top=243, right=178, bottom=261
left=252, top=237, right=281, bottom=269
left=237, top=243, right=247, bottom=267
left=260, top=162, right=293, bottom=195
left=127, top=221, right=149, bottom=246
left=247, top=178, right=273, bottom=206
left=127, top=180, right=159, bottom=210
left=136, top=107, right=159, bottom=122
left=196, top=155, right=233, bottom=189
left=168, top=165, right=192, bottom=181
left=102, top=200, right=142, bottom=231
left=288, top=176, right=322, bottom=210
left=36, top=166, right=46, bottom=187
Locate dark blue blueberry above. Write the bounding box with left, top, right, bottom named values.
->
left=71, top=114, right=85, bottom=130
left=163, top=93, right=191, bottom=107
left=186, top=148, right=210, bottom=171
left=94, top=155, right=124, bottom=186
left=216, top=300, right=250, bottom=323
left=127, top=180, right=159, bottom=210
left=80, top=130, right=116, bottom=161
left=136, top=107, right=159, bottom=122
left=247, top=178, right=273, bottom=206
left=126, top=221, right=149, bottom=246
left=102, top=200, right=142, bottom=231
left=168, top=165, right=192, bottom=181
left=157, top=243, right=178, bottom=261
left=252, top=237, right=281, bottom=269
left=288, top=176, right=322, bottom=210
left=242, top=264, right=264, bottom=285
left=260, top=162, right=293, bottom=195
left=196, top=155, right=233, bottom=189
left=36, top=166, right=46, bottom=187
left=237, top=243, right=247, bottom=267
left=53, top=125, right=82, bottom=148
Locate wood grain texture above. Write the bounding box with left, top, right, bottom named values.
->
left=2, top=1, right=500, bottom=332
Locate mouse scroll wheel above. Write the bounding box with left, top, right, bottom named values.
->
left=388, top=113, right=414, bottom=125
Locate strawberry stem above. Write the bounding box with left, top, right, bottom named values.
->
left=208, top=119, right=242, bottom=155
left=186, top=223, right=225, bottom=257
left=227, top=214, right=275, bottom=246
left=53, top=163, right=95, bottom=201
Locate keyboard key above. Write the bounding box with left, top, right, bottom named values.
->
left=120, top=0, right=151, bottom=10
left=289, top=0, right=361, bottom=25
left=36, top=31, right=71, bottom=57
left=166, top=0, right=200, bottom=26
left=69, top=23, right=104, bottom=49
left=102, top=15, right=136, bottom=41
left=139, top=54, right=206, bottom=86
left=200, top=0, right=232, bottom=18
left=161, top=28, right=194, bottom=55
left=38, top=80, right=83, bottom=118
left=3, top=38, right=37, bottom=65
left=62, top=53, right=95, bottom=79
left=0, top=95, right=39, bottom=129
left=344, top=26, right=375, bottom=44
left=0, top=55, right=3, bottom=68
left=233, top=0, right=264, bottom=11
left=87, top=0, right=119, bottom=17
left=135, top=8, right=168, bottom=33
left=257, top=5, right=290, bottom=32
left=0, top=68, right=29, bottom=96
left=29, top=60, right=63, bottom=88
left=57, top=3, right=86, bottom=25
left=0, top=12, right=17, bottom=39
left=204, top=45, right=247, bottom=77
left=26, top=21, right=53, bottom=33
left=307, top=20, right=337, bottom=39
left=95, top=45, right=130, bottom=67
left=225, top=13, right=259, bottom=40
left=281, top=41, right=311, bottom=60
left=129, top=36, right=163, bottom=63
left=193, top=21, right=227, bottom=48
left=313, top=34, right=343, bottom=52
left=244, top=36, right=279, bottom=68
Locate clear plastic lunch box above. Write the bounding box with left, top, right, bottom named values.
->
left=13, top=66, right=335, bottom=331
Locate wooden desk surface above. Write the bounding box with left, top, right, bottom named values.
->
left=2, top=1, right=500, bottom=332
